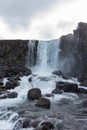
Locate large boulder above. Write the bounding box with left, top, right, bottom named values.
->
left=56, top=81, right=78, bottom=92
left=36, top=98, right=51, bottom=109
left=27, top=88, right=41, bottom=101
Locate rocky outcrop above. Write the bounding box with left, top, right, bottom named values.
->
left=0, top=40, right=28, bottom=66
left=0, top=40, right=33, bottom=78
left=59, top=22, right=87, bottom=86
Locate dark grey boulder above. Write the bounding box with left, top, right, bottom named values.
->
left=27, top=88, right=41, bottom=101
left=41, top=121, right=54, bottom=129
left=36, top=98, right=51, bottom=109
left=7, top=92, right=18, bottom=98
left=56, top=81, right=78, bottom=93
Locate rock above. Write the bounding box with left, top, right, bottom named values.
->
left=56, top=81, right=66, bottom=91
left=59, top=22, right=87, bottom=85
left=23, top=119, right=30, bottom=128
left=7, top=76, right=21, bottom=82
left=30, top=120, right=40, bottom=128
left=5, top=81, right=18, bottom=90
left=78, top=88, right=87, bottom=93
left=52, top=88, right=63, bottom=94
left=0, top=81, right=3, bottom=86
left=56, top=81, right=78, bottom=92
left=52, top=70, right=62, bottom=76
left=36, top=98, right=51, bottom=109
left=52, top=71, right=70, bottom=79
left=45, top=93, right=54, bottom=97
left=0, top=91, right=18, bottom=99
left=27, top=88, right=41, bottom=101
left=41, top=125, right=50, bottom=130
left=28, top=77, right=32, bottom=82
left=41, top=121, right=54, bottom=129
left=81, top=80, right=87, bottom=87
left=63, top=82, right=78, bottom=92
left=7, top=92, right=18, bottom=98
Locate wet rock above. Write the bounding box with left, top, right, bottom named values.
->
left=41, top=125, right=50, bottom=130
left=41, top=121, right=54, bottom=129
left=78, top=88, right=87, bottom=93
left=56, top=81, right=78, bottom=93
left=0, top=81, right=3, bottom=86
left=30, top=120, right=40, bottom=128
left=52, top=88, right=63, bottom=94
left=52, top=70, right=62, bottom=76
left=36, top=98, right=51, bottom=109
left=27, top=88, right=42, bottom=101
left=45, top=93, right=54, bottom=97
left=7, top=76, right=21, bottom=82
left=28, top=77, right=32, bottom=82
left=23, top=119, right=30, bottom=128
left=7, top=92, right=18, bottom=98
left=5, top=81, right=18, bottom=90
left=52, top=71, right=70, bottom=79
left=81, top=80, right=87, bottom=87
left=0, top=91, right=18, bottom=99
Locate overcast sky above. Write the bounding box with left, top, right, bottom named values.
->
left=0, top=0, right=87, bottom=40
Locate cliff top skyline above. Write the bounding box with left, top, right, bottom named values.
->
left=0, top=0, right=87, bottom=40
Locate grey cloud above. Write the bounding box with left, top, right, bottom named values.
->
left=34, top=24, right=55, bottom=40
left=0, top=0, right=59, bottom=29
left=57, top=20, right=74, bottom=31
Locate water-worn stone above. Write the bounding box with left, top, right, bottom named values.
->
left=36, top=98, right=51, bottom=109
left=7, top=92, right=18, bottom=98
left=5, top=81, right=18, bottom=90
left=27, top=88, right=41, bottom=101
left=52, top=88, right=63, bottom=94
left=0, top=91, right=18, bottom=99
left=56, top=81, right=78, bottom=93
left=22, top=119, right=30, bottom=128
left=45, top=93, right=54, bottom=97
left=41, top=121, right=54, bottom=129
left=78, top=88, right=87, bottom=93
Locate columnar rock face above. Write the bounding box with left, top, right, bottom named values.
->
left=0, top=40, right=32, bottom=78
left=59, top=22, right=87, bottom=86
left=0, top=40, right=28, bottom=66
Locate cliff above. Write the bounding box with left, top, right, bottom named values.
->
left=0, top=40, right=28, bottom=66
left=60, top=22, right=87, bottom=86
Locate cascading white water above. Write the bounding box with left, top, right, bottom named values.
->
left=26, top=40, right=38, bottom=67
left=27, top=39, right=60, bottom=73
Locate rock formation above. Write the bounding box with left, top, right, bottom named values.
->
left=59, top=22, right=87, bottom=86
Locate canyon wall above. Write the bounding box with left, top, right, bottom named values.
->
left=60, top=22, right=87, bottom=86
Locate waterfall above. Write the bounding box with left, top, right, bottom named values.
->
left=27, top=39, right=60, bottom=72
left=26, top=40, right=38, bottom=67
